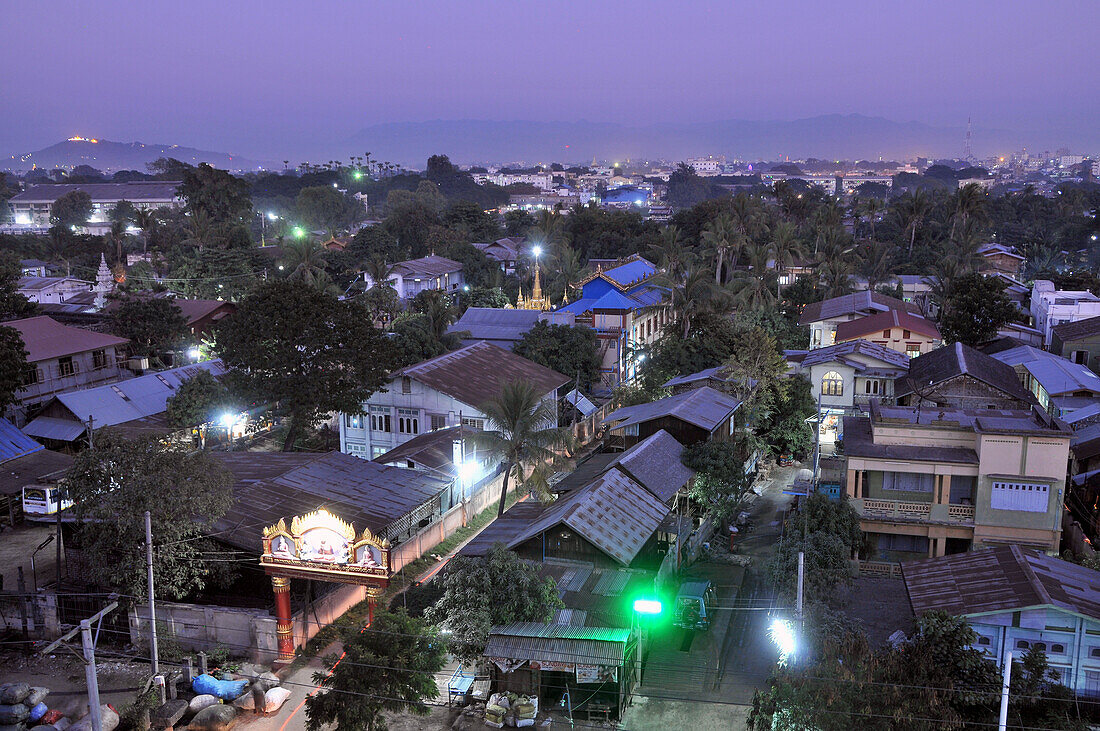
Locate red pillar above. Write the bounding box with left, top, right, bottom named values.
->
left=366, top=585, right=384, bottom=628
left=272, top=576, right=294, bottom=663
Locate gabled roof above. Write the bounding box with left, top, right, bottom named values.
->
left=834, top=309, right=941, bottom=342
left=902, top=545, right=1100, bottom=622
left=17, top=276, right=90, bottom=292
left=895, top=342, right=1034, bottom=404
left=607, top=429, right=694, bottom=503
left=508, top=468, right=669, bottom=566
left=446, top=307, right=545, bottom=343
left=396, top=341, right=569, bottom=409
left=977, top=243, right=1025, bottom=261
left=7, top=316, right=129, bottom=362
left=0, top=418, right=43, bottom=463
left=372, top=425, right=476, bottom=475
left=390, top=255, right=463, bottom=278
left=22, top=360, right=228, bottom=441
left=602, top=387, right=741, bottom=433
left=576, top=255, right=659, bottom=292
left=212, top=451, right=448, bottom=550
left=800, top=339, right=911, bottom=371
left=992, top=346, right=1100, bottom=397
left=798, top=290, right=921, bottom=326
left=1052, top=315, right=1100, bottom=343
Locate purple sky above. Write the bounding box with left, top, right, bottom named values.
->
left=2, top=0, right=1097, bottom=161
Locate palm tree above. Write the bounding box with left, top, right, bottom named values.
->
left=283, top=239, right=329, bottom=288
left=187, top=209, right=215, bottom=251
left=131, top=208, right=158, bottom=255
left=819, top=258, right=855, bottom=299
left=39, top=228, right=73, bottom=276
left=476, top=381, right=573, bottom=517
left=108, top=219, right=129, bottom=268
left=362, top=254, right=394, bottom=289
left=661, top=267, right=721, bottom=338
left=896, top=189, right=933, bottom=257
left=948, top=183, right=988, bottom=241
left=725, top=240, right=777, bottom=309
left=647, top=226, right=695, bottom=282
left=770, top=221, right=805, bottom=274
left=548, top=244, right=588, bottom=304
left=858, top=241, right=896, bottom=292
left=700, top=214, right=740, bottom=283
left=863, top=197, right=885, bottom=241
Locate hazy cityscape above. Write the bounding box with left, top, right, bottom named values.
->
left=0, top=3, right=1098, bottom=731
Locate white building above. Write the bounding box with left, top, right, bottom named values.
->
left=839, top=176, right=893, bottom=194
left=1059, top=155, right=1086, bottom=168
left=1030, top=280, right=1100, bottom=347
left=686, top=157, right=723, bottom=176
left=7, top=181, right=183, bottom=228
left=339, top=341, right=569, bottom=459
left=363, top=255, right=465, bottom=300
left=473, top=173, right=554, bottom=191
left=17, top=276, right=92, bottom=304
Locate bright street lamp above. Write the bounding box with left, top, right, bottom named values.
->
left=633, top=598, right=662, bottom=615
left=267, top=212, right=278, bottom=221
left=532, top=245, right=542, bottom=259
left=219, top=413, right=236, bottom=428
left=187, top=347, right=201, bottom=361
left=769, top=618, right=796, bottom=665
left=292, top=226, right=306, bottom=239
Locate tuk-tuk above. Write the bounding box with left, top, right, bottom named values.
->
left=674, top=580, right=717, bottom=631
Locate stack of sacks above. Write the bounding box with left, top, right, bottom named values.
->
left=0, top=683, right=55, bottom=731
left=483, top=693, right=509, bottom=728
left=512, top=695, right=538, bottom=727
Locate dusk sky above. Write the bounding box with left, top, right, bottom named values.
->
left=2, top=0, right=1097, bottom=162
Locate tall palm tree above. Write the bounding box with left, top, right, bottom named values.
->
left=283, top=239, right=329, bottom=288
left=131, top=208, right=158, bottom=255
left=362, top=253, right=394, bottom=289
left=187, top=209, right=215, bottom=251
left=948, top=183, right=988, bottom=241
left=548, top=244, right=588, bottom=304
left=700, top=214, right=740, bottom=283
left=770, top=221, right=805, bottom=274
left=863, top=197, right=885, bottom=241
left=896, top=189, right=933, bottom=257
left=648, top=226, right=695, bottom=282
left=476, top=380, right=573, bottom=517
left=819, top=258, right=856, bottom=299
left=108, top=219, right=128, bottom=268
left=662, top=267, right=722, bottom=338
left=39, top=228, right=73, bottom=276
left=858, top=241, right=896, bottom=292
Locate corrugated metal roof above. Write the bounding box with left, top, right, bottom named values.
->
left=49, top=360, right=227, bottom=430
left=391, top=255, right=463, bottom=278
left=212, top=451, right=448, bottom=551
left=1052, top=315, right=1100, bottom=344
left=485, top=622, right=629, bottom=665
left=8, top=316, right=129, bottom=362
left=397, top=341, right=569, bottom=410
left=896, top=342, right=1035, bottom=404
left=0, top=418, right=44, bottom=463
left=9, top=182, right=182, bottom=203
left=902, top=545, right=1100, bottom=621
left=508, top=468, right=669, bottom=566
left=798, top=291, right=920, bottom=326
left=834, top=309, right=940, bottom=342
left=609, top=429, right=694, bottom=504
left=602, top=386, right=741, bottom=433
left=22, top=416, right=88, bottom=442
left=458, top=501, right=549, bottom=557
left=603, top=259, right=656, bottom=288
left=992, top=346, right=1100, bottom=397
left=0, top=449, right=72, bottom=496
left=800, top=339, right=911, bottom=370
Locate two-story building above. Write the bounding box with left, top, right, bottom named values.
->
left=903, top=546, right=1100, bottom=697
left=799, top=291, right=924, bottom=349
left=555, top=256, right=668, bottom=391
left=363, top=255, right=465, bottom=300
left=833, top=309, right=942, bottom=357
left=845, top=402, right=1070, bottom=562
left=601, top=386, right=743, bottom=451
left=471, top=237, right=524, bottom=274
left=16, top=276, right=92, bottom=304
left=977, top=243, right=1026, bottom=277
left=7, top=316, right=130, bottom=421
left=339, top=341, right=569, bottom=460
left=7, top=181, right=183, bottom=228
left=1031, top=280, right=1100, bottom=347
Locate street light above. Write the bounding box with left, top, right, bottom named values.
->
left=632, top=598, right=662, bottom=615
left=267, top=212, right=278, bottom=221
left=292, top=226, right=306, bottom=239
left=187, top=347, right=201, bottom=361
left=769, top=618, right=796, bottom=665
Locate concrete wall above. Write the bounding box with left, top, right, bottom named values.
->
left=129, top=601, right=279, bottom=664
left=0, top=592, right=59, bottom=638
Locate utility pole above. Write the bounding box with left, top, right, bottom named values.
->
left=145, top=511, right=159, bottom=676
left=796, top=551, right=805, bottom=625
left=81, top=620, right=103, bottom=731
left=86, top=415, right=95, bottom=451
left=41, top=601, right=117, bottom=731
left=998, top=650, right=1013, bottom=731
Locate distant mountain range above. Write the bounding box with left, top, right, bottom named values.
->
left=345, top=114, right=1032, bottom=167
left=2, top=138, right=267, bottom=173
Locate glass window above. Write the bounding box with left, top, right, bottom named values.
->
left=461, top=417, right=485, bottom=430
left=902, top=329, right=911, bottom=339
left=369, top=408, right=391, bottom=432
left=345, top=413, right=362, bottom=429
left=92, top=349, right=107, bottom=370
left=401, top=376, right=412, bottom=394
left=430, top=414, right=447, bottom=431
left=1016, top=640, right=1030, bottom=650
left=882, top=329, right=891, bottom=338
left=398, top=408, right=419, bottom=435
left=1051, top=644, right=1065, bottom=654
left=57, top=356, right=76, bottom=377
left=991, top=482, right=1049, bottom=512
left=977, top=636, right=991, bottom=645
left=821, top=371, right=843, bottom=396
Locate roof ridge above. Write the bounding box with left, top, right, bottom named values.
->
left=1011, top=544, right=1054, bottom=607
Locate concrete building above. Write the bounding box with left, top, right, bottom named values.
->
left=686, top=157, right=723, bottom=176
left=7, top=181, right=183, bottom=228
left=556, top=256, right=668, bottom=391
left=362, top=255, right=464, bottom=300
left=339, top=341, right=568, bottom=460
left=16, top=276, right=92, bottom=304
left=902, top=546, right=1100, bottom=697
left=1031, top=280, right=1100, bottom=347
left=833, top=309, right=942, bottom=357
left=895, top=343, right=1038, bottom=412
left=799, top=291, right=924, bottom=349
left=845, top=402, right=1070, bottom=561
left=992, top=345, right=1100, bottom=418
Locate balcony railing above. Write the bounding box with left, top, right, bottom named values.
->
left=858, top=560, right=903, bottom=578
left=856, top=498, right=975, bottom=524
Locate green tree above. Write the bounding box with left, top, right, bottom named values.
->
left=109, top=297, right=188, bottom=359
left=50, top=190, right=93, bottom=228
left=165, top=370, right=233, bottom=428
left=166, top=248, right=261, bottom=300
left=425, top=544, right=562, bottom=661
left=938, top=272, right=1019, bottom=346
left=108, top=200, right=138, bottom=226
left=757, top=374, right=815, bottom=458
left=682, top=441, right=755, bottom=527
left=464, top=286, right=510, bottom=309
left=0, top=251, right=38, bottom=319
left=0, top=327, right=29, bottom=414
left=512, top=321, right=599, bottom=389
left=65, top=435, right=234, bottom=599
left=281, top=238, right=330, bottom=289
left=217, top=280, right=395, bottom=450
left=389, top=313, right=447, bottom=367
left=723, top=326, right=787, bottom=418
left=304, top=610, right=446, bottom=731
left=442, top=200, right=500, bottom=242
left=476, top=380, right=572, bottom=517
left=296, top=185, right=357, bottom=233
left=178, top=163, right=252, bottom=223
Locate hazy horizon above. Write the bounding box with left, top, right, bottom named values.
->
left=3, top=1, right=1097, bottom=163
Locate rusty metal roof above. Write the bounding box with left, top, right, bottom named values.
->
left=212, top=451, right=447, bottom=551
left=8, top=315, right=129, bottom=362
left=602, top=386, right=741, bottom=433
left=485, top=622, right=630, bottom=665
left=609, top=429, right=694, bottom=503
left=508, top=468, right=669, bottom=566
left=458, top=500, right=549, bottom=558
left=902, top=545, right=1100, bottom=621
left=396, top=341, right=569, bottom=410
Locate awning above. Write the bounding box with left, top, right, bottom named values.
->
left=1072, top=468, right=1100, bottom=486
left=22, top=416, right=86, bottom=442
left=484, top=623, right=629, bottom=666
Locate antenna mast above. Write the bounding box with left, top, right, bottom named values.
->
left=964, top=116, right=973, bottom=161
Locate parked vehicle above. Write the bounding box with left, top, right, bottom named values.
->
left=674, top=580, right=717, bottom=631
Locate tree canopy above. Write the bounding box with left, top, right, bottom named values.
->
left=937, top=272, right=1020, bottom=346
left=216, top=280, right=396, bottom=449
left=108, top=296, right=189, bottom=359
left=512, top=321, right=600, bottom=390
left=50, top=190, right=93, bottom=228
